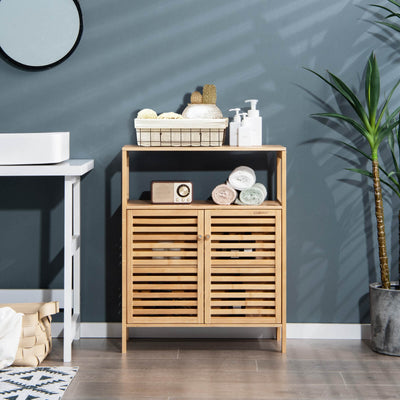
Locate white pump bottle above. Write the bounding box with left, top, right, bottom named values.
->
left=229, top=108, right=241, bottom=146
left=238, top=112, right=254, bottom=146
left=244, top=99, right=262, bottom=146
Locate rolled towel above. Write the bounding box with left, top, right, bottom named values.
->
left=228, top=166, right=256, bottom=191
left=212, top=184, right=237, bottom=205
left=238, top=183, right=267, bottom=205
left=0, top=307, right=23, bottom=368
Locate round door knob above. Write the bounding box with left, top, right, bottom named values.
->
left=198, top=234, right=203, bottom=240
left=205, top=234, right=210, bottom=240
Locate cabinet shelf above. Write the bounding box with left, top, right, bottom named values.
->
left=126, top=199, right=282, bottom=209
left=122, top=145, right=286, bottom=152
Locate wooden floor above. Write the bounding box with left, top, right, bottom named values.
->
left=43, top=338, right=400, bottom=400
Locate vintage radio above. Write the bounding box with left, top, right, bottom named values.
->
left=151, top=181, right=192, bottom=204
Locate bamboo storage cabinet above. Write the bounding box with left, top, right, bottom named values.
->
left=121, top=145, right=287, bottom=352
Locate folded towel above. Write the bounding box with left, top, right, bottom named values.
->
left=237, top=183, right=267, bottom=205
left=228, top=166, right=256, bottom=191
left=212, top=184, right=237, bottom=205
left=0, top=307, right=23, bottom=368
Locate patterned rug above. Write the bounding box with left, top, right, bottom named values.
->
left=0, top=366, right=78, bottom=400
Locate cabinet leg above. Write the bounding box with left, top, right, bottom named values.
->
left=281, top=324, right=286, bottom=354
left=122, top=326, right=128, bottom=353
left=276, top=327, right=281, bottom=341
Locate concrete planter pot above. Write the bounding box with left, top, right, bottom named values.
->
left=370, top=282, right=400, bottom=356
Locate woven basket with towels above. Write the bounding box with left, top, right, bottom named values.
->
left=0, top=301, right=59, bottom=367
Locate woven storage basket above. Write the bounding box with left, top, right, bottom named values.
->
left=134, top=118, right=228, bottom=146
left=0, top=301, right=59, bottom=367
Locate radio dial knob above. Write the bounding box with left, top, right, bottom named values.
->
left=177, top=184, right=190, bottom=198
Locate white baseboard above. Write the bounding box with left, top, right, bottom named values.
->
left=287, top=323, right=370, bottom=340
left=51, top=323, right=371, bottom=340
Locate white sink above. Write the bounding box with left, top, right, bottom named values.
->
left=0, top=132, right=70, bottom=165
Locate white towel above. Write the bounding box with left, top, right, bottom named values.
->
left=228, top=166, right=256, bottom=191
left=212, top=184, right=237, bottom=205
left=237, top=183, right=267, bottom=205
left=0, top=307, right=23, bottom=368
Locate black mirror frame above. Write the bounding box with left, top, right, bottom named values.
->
left=0, top=0, right=83, bottom=71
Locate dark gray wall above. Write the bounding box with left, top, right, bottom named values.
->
left=0, top=0, right=398, bottom=323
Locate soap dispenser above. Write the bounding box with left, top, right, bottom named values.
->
left=229, top=108, right=241, bottom=146
left=244, top=99, right=262, bottom=146
left=238, top=113, right=253, bottom=146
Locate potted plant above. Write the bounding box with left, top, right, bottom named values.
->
left=306, top=52, right=400, bottom=355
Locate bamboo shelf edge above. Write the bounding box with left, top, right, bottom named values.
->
left=126, top=200, right=283, bottom=209
left=122, top=145, right=286, bottom=152
left=125, top=323, right=285, bottom=328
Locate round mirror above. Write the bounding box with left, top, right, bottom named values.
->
left=0, top=0, right=82, bottom=69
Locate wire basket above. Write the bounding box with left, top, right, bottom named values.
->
left=134, top=118, right=228, bottom=146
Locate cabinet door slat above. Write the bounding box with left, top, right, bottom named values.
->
left=211, top=242, right=275, bottom=249
left=132, top=218, right=198, bottom=225
left=211, top=309, right=276, bottom=316
left=211, top=276, right=275, bottom=282
left=133, top=250, right=197, bottom=258
left=132, top=275, right=197, bottom=282
left=211, top=292, right=276, bottom=299
left=211, top=259, right=275, bottom=266
left=132, top=300, right=197, bottom=306
left=211, top=218, right=275, bottom=224
left=132, top=267, right=198, bottom=273
left=132, top=283, right=198, bottom=290
left=211, top=284, right=276, bottom=290
left=211, top=234, right=275, bottom=241
left=132, top=309, right=198, bottom=315
left=211, top=226, right=274, bottom=233
left=133, top=226, right=197, bottom=233
left=132, top=259, right=198, bottom=265
left=211, top=300, right=275, bottom=307
left=211, top=267, right=275, bottom=274
left=132, top=242, right=197, bottom=249
left=132, top=234, right=198, bottom=241
left=211, top=250, right=275, bottom=258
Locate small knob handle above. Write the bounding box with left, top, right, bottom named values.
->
left=205, top=234, right=210, bottom=240
left=198, top=234, right=203, bottom=240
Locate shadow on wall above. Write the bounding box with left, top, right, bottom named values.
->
left=0, top=177, right=64, bottom=289
left=105, top=153, right=123, bottom=323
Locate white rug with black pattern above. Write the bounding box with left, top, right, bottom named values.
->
left=0, top=366, right=78, bottom=400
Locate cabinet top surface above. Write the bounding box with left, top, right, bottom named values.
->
left=122, top=145, right=286, bottom=152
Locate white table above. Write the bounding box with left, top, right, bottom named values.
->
left=0, top=159, right=94, bottom=362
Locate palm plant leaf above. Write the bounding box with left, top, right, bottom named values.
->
left=371, top=4, right=400, bottom=17
left=312, top=112, right=370, bottom=139
left=347, top=167, right=400, bottom=196
left=371, top=2, right=400, bottom=32
left=388, top=0, right=400, bottom=8
left=365, top=54, right=380, bottom=125
left=341, top=140, right=400, bottom=191
left=304, top=67, right=369, bottom=126
left=327, top=72, right=370, bottom=126
left=377, top=21, right=400, bottom=31
left=388, top=131, right=398, bottom=169
left=377, top=119, right=400, bottom=145
left=375, top=79, right=400, bottom=128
